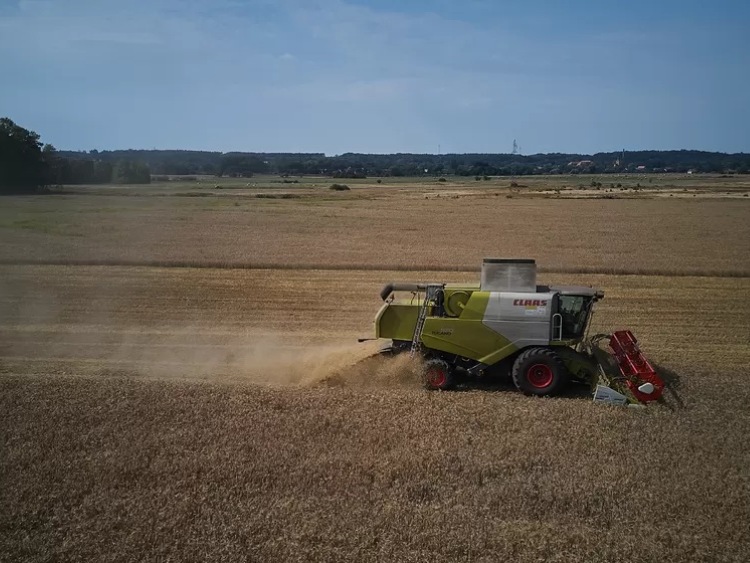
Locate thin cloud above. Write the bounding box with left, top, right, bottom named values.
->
left=0, top=0, right=748, bottom=153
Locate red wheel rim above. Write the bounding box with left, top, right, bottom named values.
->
left=426, top=367, right=447, bottom=388
left=527, top=363, right=554, bottom=388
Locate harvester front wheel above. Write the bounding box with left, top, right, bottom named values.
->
left=423, top=359, right=455, bottom=391
left=512, top=348, right=568, bottom=396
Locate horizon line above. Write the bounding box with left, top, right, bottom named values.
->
left=56, top=148, right=750, bottom=157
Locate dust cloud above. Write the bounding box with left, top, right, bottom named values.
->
left=0, top=265, right=423, bottom=390
left=97, top=330, right=424, bottom=389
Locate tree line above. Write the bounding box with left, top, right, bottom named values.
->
left=60, top=148, right=750, bottom=179
left=1, top=117, right=152, bottom=194
left=3, top=116, right=749, bottom=194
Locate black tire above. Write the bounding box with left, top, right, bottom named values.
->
left=511, top=347, right=568, bottom=396
left=423, top=358, right=455, bottom=391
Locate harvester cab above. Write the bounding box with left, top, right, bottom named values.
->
left=371, top=259, right=664, bottom=405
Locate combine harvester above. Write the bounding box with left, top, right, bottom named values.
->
left=367, top=259, right=664, bottom=405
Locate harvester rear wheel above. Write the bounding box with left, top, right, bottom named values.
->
left=423, top=358, right=455, bottom=391
left=512, top=348, right=568, bottom=396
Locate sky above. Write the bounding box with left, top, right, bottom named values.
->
left=1, top=0, right=749, bottom=155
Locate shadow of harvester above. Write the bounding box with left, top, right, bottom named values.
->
left=653, top=363, right=686, bottom=410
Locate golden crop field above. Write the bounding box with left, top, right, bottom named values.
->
left=1, top=175, right=749, bottom=562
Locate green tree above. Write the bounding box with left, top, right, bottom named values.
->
left=93, top=160, right=113, bottom=183
left=68, top=159, right=95, bottom=183
left=0, top=117, right=48, bottom=193
left=218, top=154, right=268, bottom=177
left=42, top=143, right=68, bottom=186
left=113, top=160, right=151, bottom=184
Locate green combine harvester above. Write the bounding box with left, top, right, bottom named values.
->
left=368, top=259, right=664, bottom=404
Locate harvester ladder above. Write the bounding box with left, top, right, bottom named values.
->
left=410, top=284, right=443, bottom=357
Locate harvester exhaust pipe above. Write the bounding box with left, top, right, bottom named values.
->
left=380, top=283, right=430, bottom=301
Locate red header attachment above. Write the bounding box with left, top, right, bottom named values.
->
left=609, top=330, right=665, bottom=402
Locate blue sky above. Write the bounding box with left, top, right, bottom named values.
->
left=1, top=0, right=748, bottom=154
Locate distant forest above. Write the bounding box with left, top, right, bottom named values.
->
left=3, top=115, right=749, bottom=194
left=56, top=148, right=750, bottom=182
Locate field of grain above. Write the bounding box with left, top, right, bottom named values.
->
left=1, top=174, right=748, bottom=275
left=1, top=176, right=749, bottom=561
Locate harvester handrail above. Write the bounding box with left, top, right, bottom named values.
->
left=380, top=282, right=441, bottom=301
left=552, top=313, right=563, bottom=341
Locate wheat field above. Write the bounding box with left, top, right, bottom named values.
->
left=1, top=175, right=748, bottom=275
left=1, top=177, right=749, bottom=562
